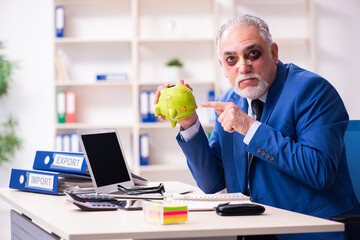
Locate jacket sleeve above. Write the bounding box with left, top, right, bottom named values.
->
left=176, top=125, right=225, bottom=193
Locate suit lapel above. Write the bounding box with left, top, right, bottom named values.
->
left=261, top=61, right=288, bottom=124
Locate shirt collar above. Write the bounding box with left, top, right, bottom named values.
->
left=247, top=91, right=268, bottom=117
left=246, top=91, right=268, bottom=106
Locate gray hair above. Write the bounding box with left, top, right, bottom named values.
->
left=216, top=14, right=273, bottom=57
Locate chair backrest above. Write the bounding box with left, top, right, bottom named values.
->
left=344, top=120, right=360, bottom=203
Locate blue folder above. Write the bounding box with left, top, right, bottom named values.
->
left=33, top=151, right=89, bottom=176
left=9, top=169, right=64, bottom=195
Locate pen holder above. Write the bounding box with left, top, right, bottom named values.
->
left=143, top=201, right=188, bottom=224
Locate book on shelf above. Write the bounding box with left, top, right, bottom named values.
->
left=54, top=55, right=69, bottom=81
left=9, top=168, right=93, bottom=195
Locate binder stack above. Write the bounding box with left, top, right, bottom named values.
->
left=9, top=151, right=148, bottom=195
left=9, top=151, right=93, bottom=195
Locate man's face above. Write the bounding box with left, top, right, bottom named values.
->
left=219, top=25, right=278, bottom=100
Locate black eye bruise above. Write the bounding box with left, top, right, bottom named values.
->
left=247, top=50, right=261, bottom=61
left=226, top=56, right=237, bottom=66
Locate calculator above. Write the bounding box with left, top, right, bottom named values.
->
left=64, top=190, right=117, bottom=203
left=68, top=199, right=119, bottom=211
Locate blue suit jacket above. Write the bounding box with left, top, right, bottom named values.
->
left=177, top=61, right=359, bottom=239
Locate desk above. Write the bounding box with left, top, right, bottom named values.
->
left=0, top=182, right=344, bottom=240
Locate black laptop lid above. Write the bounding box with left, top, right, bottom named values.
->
left=79, top=129, right=134, bottom=193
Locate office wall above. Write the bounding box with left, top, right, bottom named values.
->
left=314, top=0, right=360, bottom=119
left=0, top=0, right=359, bottom=209
left=0, top=0, right=54, bottom=209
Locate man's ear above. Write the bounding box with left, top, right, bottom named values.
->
left=271, top=43, right=279, bottom=65
left=219, top=58, right=227, bottom=78
left=218, top=58, right=223, bottom=68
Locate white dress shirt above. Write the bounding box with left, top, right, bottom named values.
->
left=180, top=92, right=267, bottom=144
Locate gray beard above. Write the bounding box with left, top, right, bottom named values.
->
left=234, top=73, right=268, bottom=100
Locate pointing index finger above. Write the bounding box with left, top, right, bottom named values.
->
left=201, top=101, right=229, bottom=110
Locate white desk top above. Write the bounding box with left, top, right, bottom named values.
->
left=0, top=182, right=344, bottom=240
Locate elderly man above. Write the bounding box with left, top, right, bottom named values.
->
left=155, top=15, right=359, bottom=240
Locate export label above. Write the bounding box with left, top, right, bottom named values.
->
left=52, top=154, right=84, bottom=170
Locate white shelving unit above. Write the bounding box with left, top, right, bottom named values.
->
left=53, top=0, right=219, bottom=185
left=52, top=0, right=315, bottom=185
left=232, top=0, right=315, bottom=71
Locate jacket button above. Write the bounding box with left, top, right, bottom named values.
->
left=256, top=148, right=261, bottom=153
left=265, top=153, right=270, bottom=158
left=270, top=156, right=274, bottom=161
left=260, top=150, right=265, bottom=156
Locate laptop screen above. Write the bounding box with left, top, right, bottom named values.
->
left=79, top=129, right=134, bottom=192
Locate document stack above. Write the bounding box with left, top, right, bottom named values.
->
left=9, top=151, right=93, bottom=195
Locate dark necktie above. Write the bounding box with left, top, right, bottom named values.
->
left=251, top=99, right=264, bottom=121
left=246, top=99, right=264, bottom=196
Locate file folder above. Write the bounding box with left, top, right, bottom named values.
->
left=139, top=134, right=150, bottom=165
left=55, top=6, right=64, bottom=38
left=65, top=90, right=76, bottom=123
left=56, top=90, right=66, bottom=123
left=33, top=151, right=89, bottom=176
left=9, top=169, right=89, bottom=195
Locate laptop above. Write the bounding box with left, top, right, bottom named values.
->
left=78, top=128, right=163, bottom=200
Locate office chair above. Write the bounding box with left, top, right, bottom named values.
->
left=330, top=120, right=360, bottom=226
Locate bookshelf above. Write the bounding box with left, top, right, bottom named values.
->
left=52, top=0, right=315, bottom=185
left=53, top=0, right=218, bottom=185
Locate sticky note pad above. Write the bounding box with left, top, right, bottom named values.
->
left=143, top=201, right=188, bottom=224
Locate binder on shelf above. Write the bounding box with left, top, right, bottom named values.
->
left=139, top=134, right=150, bottom=166
left=65, top=90, right=76, bottom=123
left=55, top=134, right=63, bottom=151
left=55, top=6, right=64, bottom=38
left=70, top=133, right=80, bottom=152
left=207, top=90, right=215, bottom=123
left=96, top=73, right=128, bottom=81
left=33, top=151, right=89, bottom=176
left=9, top=168, right=93, bottom=195
left=63, top=134, right=70, bottom=152
left=148, top=91, right=157, bottom=122
left=140, top=91, right=157, bottom=123
left=140, top=91, right=150, bottom=122
left=56, top=90, right=66, bottom=124
left=55, top=133, right=81, bottom=152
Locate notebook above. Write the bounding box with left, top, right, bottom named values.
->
left=78, top=128, right=163, bottom=200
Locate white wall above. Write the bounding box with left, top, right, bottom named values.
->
left=0, top=0, right=54, bottom=209
left=314, top=0, right=360, bottom=120
left=0, top=0, right=359, bottom=208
